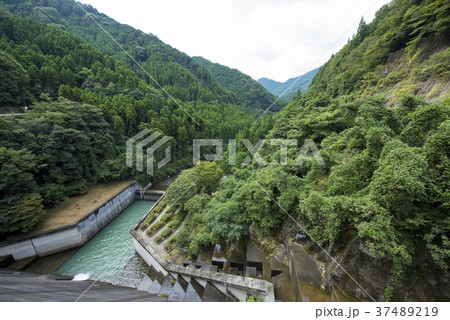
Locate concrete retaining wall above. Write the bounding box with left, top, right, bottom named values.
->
left=32, top=228, right=82, bottom=257
left=0, top=182, right=141, bottom=260
left=133, top=239, right=167, bottom=276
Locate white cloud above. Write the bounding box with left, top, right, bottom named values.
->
left=79, top=0, right=391, bottom=82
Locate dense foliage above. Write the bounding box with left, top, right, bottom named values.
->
left=0, top=100, right=117, bottom=233
left=0, top=0, right=448, bottom=302
left=269, top=94, right=449, bottom=299
left=309, top=0, right=450, bottom=102
left=165, top=161, right=224, bottom=257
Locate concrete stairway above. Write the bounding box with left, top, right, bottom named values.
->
left=137, top=265, right=236, bottom=301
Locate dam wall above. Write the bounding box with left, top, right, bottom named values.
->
left=0, top=182, right=141, bottom=260
left=135, top=190, right=166, bottom=201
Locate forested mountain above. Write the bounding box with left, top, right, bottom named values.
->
left=258, top=67, right=319, bottom=102
left=164, top=0, right=450, bottom=301
left=256, top=77, right=283, bottom=93
left=192, top=56, right=285, bottom=111
left=0, top=0, right=238, bottom=104
left=0, top=100, right=116, bottom=234
left=0, top=9, right=257, bottom=136
left=309, top=1, right=449, bottom=103
left=0, top=9, right=271, bottom=236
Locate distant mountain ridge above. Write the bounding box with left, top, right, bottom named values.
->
left=192, top=56, right=286, bottom=111
left=257, top=78, right=283, bottom=93
left=258, top=67, right=320, bottom=101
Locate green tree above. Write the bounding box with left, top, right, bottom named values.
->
left=0, top=50, right=32, bottom=105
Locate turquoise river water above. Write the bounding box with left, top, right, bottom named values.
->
left=56, top=200, right=154, bottom=283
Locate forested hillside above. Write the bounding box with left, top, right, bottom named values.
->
left=309, top=0, right=449, bottom=103
left=0, top=0, right=237, bottom=104
left=258, top=67, right=319, bottom=102
left=192, top=56, right=285, bottom=111
left=0, top=9, right=270, bottom=236
left=0, top=100, right=117, bottom=234
left=164, top=0, right=450, bottom=301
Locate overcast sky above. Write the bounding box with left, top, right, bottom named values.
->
left=79, top=0, right=391, bottom=82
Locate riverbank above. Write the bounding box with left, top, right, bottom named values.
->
left=0, top=182, right=141, bottom=261
left=4, top=180, right=136, bottom=243
left=1, top=176, right=174, bottom=273
left=35, top=180, right=136, bottom=233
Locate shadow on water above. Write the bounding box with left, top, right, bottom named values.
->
left=25, top=248, right=79, bottom=274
